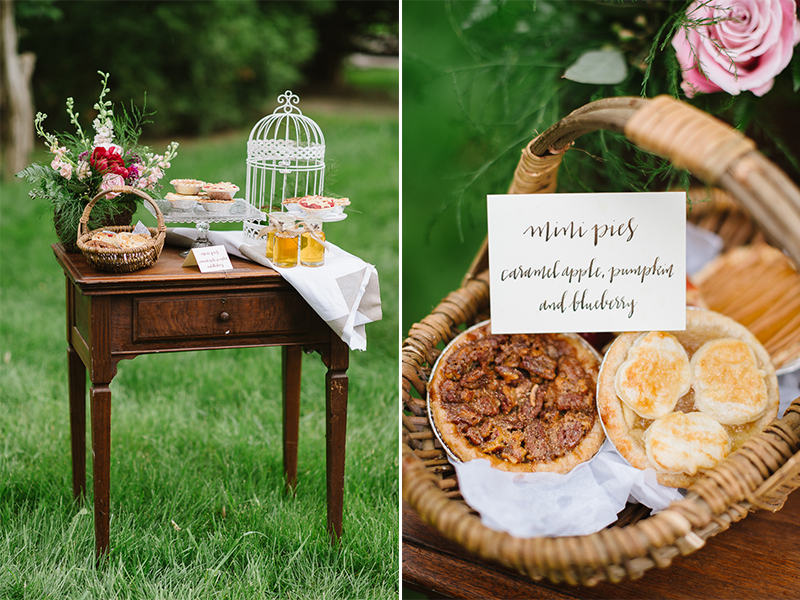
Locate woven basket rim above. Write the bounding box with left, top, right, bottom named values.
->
left=402, top=270, right=800, bottom=585
left=76, top=186, right=166, bottom=272
left=402, top=95, right=800, bottom=587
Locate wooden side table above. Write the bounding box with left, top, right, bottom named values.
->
left=53, top=244, right=349, bottom=558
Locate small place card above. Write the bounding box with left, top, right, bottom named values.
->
left=181, top=245, right=234, bottom=273
left=486, top=192, right=686, bottom=334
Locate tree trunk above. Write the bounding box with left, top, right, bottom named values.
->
left=1, top=0, right=36, bottom=180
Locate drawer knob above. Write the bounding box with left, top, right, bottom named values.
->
left=219, top=311, right=230, bottom=322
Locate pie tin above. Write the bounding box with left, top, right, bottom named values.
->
left=426, top=319, right=604, bottom=467
left=594, top=306, right=781, bottom=479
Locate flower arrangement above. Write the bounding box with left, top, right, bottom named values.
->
left=17, top=71, right=179, bottom=250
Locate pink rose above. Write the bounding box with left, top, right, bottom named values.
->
left=672, top=0, right=800, bottom=97
left=100, top=173, right=125, bottom=198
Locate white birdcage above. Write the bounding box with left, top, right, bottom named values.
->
left=243, top=91, right=326, bottom=240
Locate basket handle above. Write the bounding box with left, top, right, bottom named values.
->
left=77, top=185, right=166, bottom=241
left=464, top=96, right=800, bottom=282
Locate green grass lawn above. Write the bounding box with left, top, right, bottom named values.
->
left=343, top=66, right=400, bottom=102
left=0, top=102, right=399, bottom=599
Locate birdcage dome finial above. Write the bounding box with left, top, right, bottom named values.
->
left=274, top=90, right=302, bottom=115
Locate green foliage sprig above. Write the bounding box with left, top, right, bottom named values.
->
left=405, top=1, right=799, bottom=242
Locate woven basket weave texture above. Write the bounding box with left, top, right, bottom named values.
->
left=402, top=96, right=800, bottom=586
left=76, top=186, right=166, bottom=273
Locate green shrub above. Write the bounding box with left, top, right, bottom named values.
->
left=16, top=0, right=333, bottom=135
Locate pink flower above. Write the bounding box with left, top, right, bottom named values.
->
left=50, top=155, right=73, bottom=180
left=672, top=0, right=800, bottom=97
left=100, top=173, right=125, bottom=198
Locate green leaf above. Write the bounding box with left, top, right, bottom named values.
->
left=791, top=52, right=800, bottom=93
left=564, top=49, right=627, bottom=85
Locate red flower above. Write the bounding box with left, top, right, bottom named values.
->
left=90, top=146, right=130, bottom=178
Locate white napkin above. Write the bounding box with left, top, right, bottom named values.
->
left=454, top=441, right=685, bottom=537
left=165, top=228, right=381, bottom=351
left=686, top=221, right=724, bottom=276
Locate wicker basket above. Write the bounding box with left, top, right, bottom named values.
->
left=402, top=96, right=800, bottom=586
left=76, top=186, right=166, bottom=273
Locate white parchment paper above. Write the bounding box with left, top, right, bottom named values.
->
left=454, top=441, right=684, bottom=537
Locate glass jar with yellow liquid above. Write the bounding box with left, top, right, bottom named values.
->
left=300, top=218, right=325, bottom=267
left=263, top=212, right=287, bottom=260
left=256, top=224, right=274, bottom=259
left=273, top=220, right=301, bottom=268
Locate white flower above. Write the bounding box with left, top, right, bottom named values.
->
left=77, top=160, right=91, bottom=181
left=92, top=118, right=115, bottom=147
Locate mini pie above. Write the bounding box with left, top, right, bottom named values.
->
left=170, top=179, right=205, bottom=195
left=199, top=196, right=235, bottom=204
left=597, top=308, right=779, bottom=487
left=298, top=195, right=337, bottom=211
left=166, top=192, right=204, bottom=202
left=428, top=321, right=605, bottom=473
left=202, top=182, right=239, bottom=200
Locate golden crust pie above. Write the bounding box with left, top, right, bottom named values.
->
left=428, top=321, right=605, bottom=473
left=615, top=331, right=691, bottom=419
left=597, top=308, right=779, bottom=487
left=644, top=411, right=730, bottom=476
left=691, top=338, right=769, bottom=424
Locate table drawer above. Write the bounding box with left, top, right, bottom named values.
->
left=133, top=291, right=310, bottom=341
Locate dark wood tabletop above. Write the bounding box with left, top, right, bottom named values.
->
left=403, top=489, right=800, bottom=599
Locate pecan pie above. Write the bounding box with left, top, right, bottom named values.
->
left=428, top=321, right=605, bottom=473
left=597, top=307, right=779, bottom=488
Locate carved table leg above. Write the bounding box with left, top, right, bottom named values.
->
left=325, top=338, right=349, bottom=542
left=90, top=384, right=112, bottom=559
left=282, top=345, right=302, bottom=491
left=68, top=346, right=87, bottom=501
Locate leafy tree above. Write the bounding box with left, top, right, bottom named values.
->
left=304, top=0, right=399, bottom=91
left=16, top=0, right=333, bottom=136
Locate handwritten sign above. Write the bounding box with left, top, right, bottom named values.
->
left=486, top=192, right=686, bottom=334
left=181, top=245, right=233, bottom=273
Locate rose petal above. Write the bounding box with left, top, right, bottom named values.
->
left=674, top=0, right=799, bottom=96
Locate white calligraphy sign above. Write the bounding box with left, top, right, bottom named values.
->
left=181, top=245, right=234, bottom=273
left=486, top=192, right=686, bottom=334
